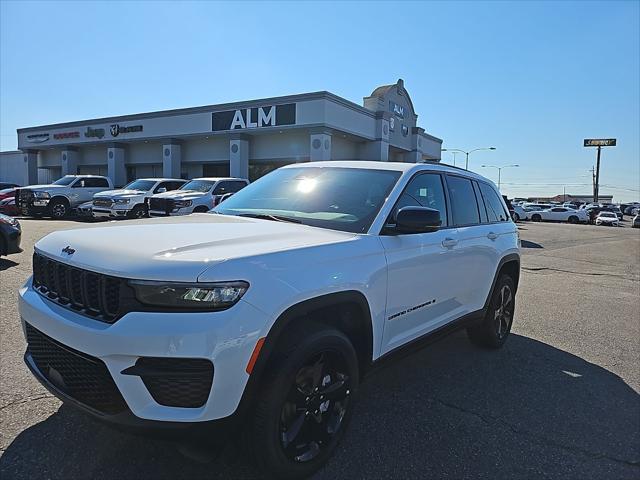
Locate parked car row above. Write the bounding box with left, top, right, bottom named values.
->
left=12, top=175, right=248, bottom=220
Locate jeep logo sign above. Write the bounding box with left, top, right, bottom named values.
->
left=212, top=104, right=296, bottom=131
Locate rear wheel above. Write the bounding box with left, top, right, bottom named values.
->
left=49, top=199, right=68, bottom=219
left=246, top=325, right=358, bottom=479
left=193, top=205, right=209, bottom=213
left=531, top=214, right=542, bottom=222
left=568, top=215, right=578, bottom=224
left=467, top=274, right=516, bottom=349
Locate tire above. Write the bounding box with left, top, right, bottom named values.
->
left=513, top=213, right=520, bottom=222
left=245, top=324, right=359, bottom=479
left=193, top=206, right=209, bottom=213
left=531, top=214, right=542, bottom=222
left=127, top=204, right=147, bottom=219
left=48, top=199, right=68, bottom=219
left=568, top=216, right=578, bottom=224
left=467, top=274, right=516, bottom=349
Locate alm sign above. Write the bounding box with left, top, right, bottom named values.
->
left=212, top=104, right=296, bottom=131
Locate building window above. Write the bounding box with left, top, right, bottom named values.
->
left=203, top=163, right=230, bottom=177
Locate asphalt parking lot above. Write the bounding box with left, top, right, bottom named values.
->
left=1, top=219, right=639, bottom=480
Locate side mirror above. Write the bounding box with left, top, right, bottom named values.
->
left=394, top=207, right=441, bottom=234
left=156, top=187, right=167, bottom=193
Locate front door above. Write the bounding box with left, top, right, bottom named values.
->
left=380, top=172, right=463, bottom=354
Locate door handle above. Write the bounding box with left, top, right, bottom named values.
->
left=487, top=232, right=498, bottom=241
left=442, top=237, right=458, bottom=248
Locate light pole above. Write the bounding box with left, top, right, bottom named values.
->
left=441, top=147, right=496, bottom=170
left=481, top=164, right=519, bottom=190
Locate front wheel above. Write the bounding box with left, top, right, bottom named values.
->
left=531, top=214, right=542, bottom=222
left=246, top=325, right=358, bottom=479
left=467, top=274, right=516, bottom=349
left=127, top=204, right=147, bottom=219
left=568, top=215, right=579, bottom=224
left=49, top=199, right=68, bottom=219
left=513, top=213, right=520, bottom=222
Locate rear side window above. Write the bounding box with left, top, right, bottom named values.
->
left=446, top=176, right=480, bottom=226
left=83, top=178, right=109, bottom=188
left=391, top=173, right=448, bottom=227
left=213, top=181, right=248, bottom=195
left=479, top=183, right=508, bottom=222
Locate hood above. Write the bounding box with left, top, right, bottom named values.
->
left=22, top=184, right=66, bottom=191
left=35, top=214, right=356, bottom=282
left=151, top=190, right=207, bottom=200
left=94, top=189, right=146, bottom=199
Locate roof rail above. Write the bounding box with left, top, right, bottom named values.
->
left=422, top=160, right=470, bottom=172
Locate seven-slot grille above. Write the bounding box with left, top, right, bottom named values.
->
left=32, top=252, right=123, bottom=323
left=148, top=197, right=174, bottom=214
left=92, top=198, right=113, bottom=208
left=15, top=189, right=34, bottom=208
left=25, top=323, right=128, bottom=415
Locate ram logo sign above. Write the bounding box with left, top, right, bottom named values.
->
left=212, top=104, right=296, bottom=131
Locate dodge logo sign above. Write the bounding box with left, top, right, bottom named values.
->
left=212, top=104, right=296, bottom=131
left=110, top=124, right=120, bottom=137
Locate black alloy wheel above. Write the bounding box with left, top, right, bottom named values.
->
left=467, top=274, right=516, bottom=348
left=493, top=283, right=514, bottom=341
left=568, top=215, right=578, bottom=224
left=531, top=214, right=542, bottom=222
left=49, top=200, right=68, bottom=219
left=128, top=204, right=147, bottom=219
left=279, top=351, right=352, bottom=463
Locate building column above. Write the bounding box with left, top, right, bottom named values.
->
left=61, top=148, right=79, bottom=175
left=361, top=111, right=390, bottom=161
left=310, top=131, right=332, bottom=161
left=107, top=144, right=126, bottom=187
left=229, top=136, right=249, bottom=180
left=403, top=127, right=424, bottom=163
left=22, top=150, right=38, bottom=185
left=163, top=141, right=182, bottom=178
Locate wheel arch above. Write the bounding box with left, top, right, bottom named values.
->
left=483, top=254, right=520, bottom=311
left=236, top=290, right=374, bottom=417
left=49, top=195, right=70, bottom=206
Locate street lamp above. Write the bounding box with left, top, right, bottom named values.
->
left=481, top=164, right=519, bottom=190
left=441, top=147, right=496, bottom=170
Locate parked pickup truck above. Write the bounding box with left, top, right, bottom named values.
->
left=20, top=161, right=519, bottom=479
left=92, top=178, right=186, bottom=219
left=16, top=175, right=113, bottom=219
left=147, top=177, right=248, bottom=216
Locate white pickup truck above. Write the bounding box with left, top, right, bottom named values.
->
left=16, top=175, right=113, bottom=219
left=91, top=178, right=186, bottom=219
left=147, top=177, right=248, bottom=216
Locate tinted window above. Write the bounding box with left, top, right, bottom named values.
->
left=479, top=182, right=508, bottom=222
left=391, top=173, right=447, bottom=227
left=83, top=178, right=109, bottom=188
left=551, top=207, right=566, bottom=212
left=124, top=180, right=155, bottom=191
left=167, top=181, right=186, bottom=191
left=447, top=176, right=480, bottom=226
left=180, top=180, right=215, bottom=192
left=213, top=180, right=248, bottom=195
left=472, top=181, right=488, bottom=223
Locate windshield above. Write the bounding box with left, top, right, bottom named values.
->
left=600, top=212, right=615, bottom=218
left=180, top=180, right=215, bottom=193
left=123, top=180, right=155, bottom=191
left=53, top=176, right=76, bottom=186
left=214, top=167, right=401, bottom=233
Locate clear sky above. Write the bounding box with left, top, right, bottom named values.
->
left=1, top=0, right=638, bottom=201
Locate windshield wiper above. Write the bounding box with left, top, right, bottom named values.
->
left=237, top=213, right=302, bottom=224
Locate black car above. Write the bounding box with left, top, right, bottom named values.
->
left=0, top=182, right=20, bottom=191
left=0, top=213, right=22, bottom=256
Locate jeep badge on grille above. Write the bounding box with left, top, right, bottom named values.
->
left=61, top=246, right=75, bottom=255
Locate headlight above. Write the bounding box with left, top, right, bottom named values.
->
left=129, top=280, right=249, bottom=310
left=114, top=198, right=130, bottom=205
left=174, top=200, right=193, bottom=208
left=33, top=191, right=50, bottom=199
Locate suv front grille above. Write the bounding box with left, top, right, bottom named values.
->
left=15, top=189, right=34, bottom=208
left=33, top=252, right=124, bottom=323
left=148, top=197, right=174, bottom=214
left=25, top=323, right=128, bottom=415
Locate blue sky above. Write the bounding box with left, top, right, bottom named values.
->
left=1, top=1, right=638, bottom=201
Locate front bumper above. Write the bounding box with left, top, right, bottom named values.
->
left=19, top=280, right=269, bottom=424
left=148, top=209, right=190, bottom=217
left=92, top=207, right=131, bottom=218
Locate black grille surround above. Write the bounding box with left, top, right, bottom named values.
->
left=122, top=357, right=214, bottom=408
left=24, top=323, right=128, bottom=415
left=92, top=198, right=113, bottom=208
left=148, top=197, right=174, bottom=215
left=33, top=252, right=128, bottom=324
left=15, top=188, right=34, bottom=209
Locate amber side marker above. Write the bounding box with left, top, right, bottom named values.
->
left=246, top=337, right=266, bottom=374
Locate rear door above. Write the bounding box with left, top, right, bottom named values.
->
left=380, top=172, right=461, bottom=353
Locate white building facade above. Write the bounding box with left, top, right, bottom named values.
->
left=6, top=79, right=442, bottom=186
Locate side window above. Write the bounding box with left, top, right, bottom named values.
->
left=447, top=175, right=480, bottom=226
left=169, top=181, right=186, bottom=191
left=390, top=173, right=447, bottom=227
left=479, top=182, right=508, bottom=222
left=154, top=182, right=171, bottom=193
left=472, top=181, right=488, bottom=223
left=213, top=181, right=230, bottom=195
left=213, top=181, right=246, bottom=195
left=72, top=179, right=84, bottom=188
left=227, top=181, right=248, bottom=193
left=83, top=178, right=109, bottom=188
left=551, top=208, right=565, bottom=212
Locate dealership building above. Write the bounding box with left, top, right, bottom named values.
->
left=2, top=79, right=442, bottom=187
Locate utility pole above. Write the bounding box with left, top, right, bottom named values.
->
left=594, top=146, right=601, bottom=203
left=589, top=166, right=596, bottom=201
left=583, top=138, right=616, bottom=204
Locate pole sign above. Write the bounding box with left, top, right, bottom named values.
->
left=212, top=104, right=296, bottom=131
left=584, top=138, right=616, bottom=147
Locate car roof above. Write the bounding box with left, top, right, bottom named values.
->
left=281, top=161, right=493, bottom=183
left=190, top=177, right=247, bottom=182
left=135, top=178, right=185, bottom=182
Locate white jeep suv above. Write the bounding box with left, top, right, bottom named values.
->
left=19, top=161, right=520, bottom=479
left=147, top=177, right=248, bottom=216
left=92, top=178, right=186, bottom=219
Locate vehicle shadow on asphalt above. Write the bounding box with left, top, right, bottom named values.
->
left=1, top=332, right=638, bottom=480
left=0, top=258, right=19, bottom=271
left=520, top=240, right=543, bottom=249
